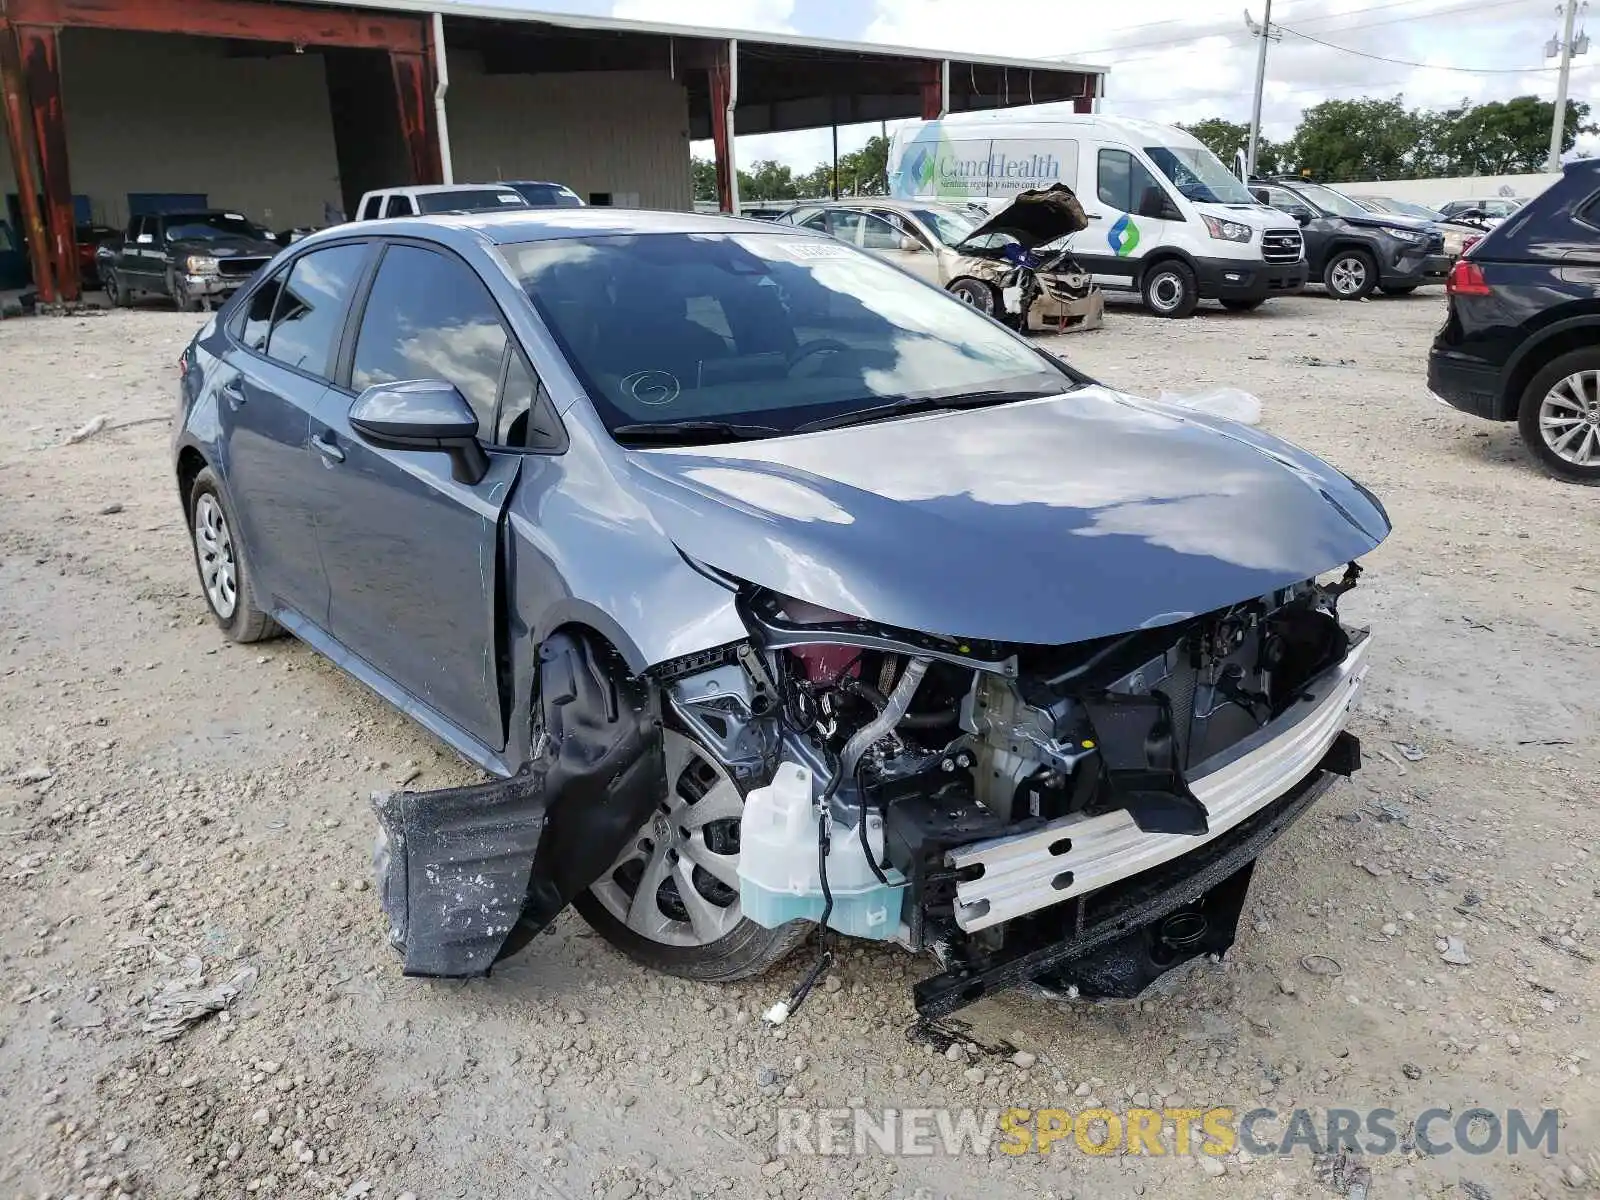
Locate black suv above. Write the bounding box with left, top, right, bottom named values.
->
left=1251, top=178, right=1450, bottom=300
left=1428, top=160, right=1600, bottom=485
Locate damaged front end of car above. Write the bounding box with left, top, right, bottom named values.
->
left=374, top=560, right=1374, bottom=1018
left=952, top=184, right=1105, bottom=334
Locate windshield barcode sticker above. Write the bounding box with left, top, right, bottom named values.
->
left=777, top=241, right=855, bottom=260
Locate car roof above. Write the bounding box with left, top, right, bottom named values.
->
left=379, top=183, right=522, bottom=196
left=419, top=206, right=814, bottom=244
left=794, top=197, right=958, bottom=212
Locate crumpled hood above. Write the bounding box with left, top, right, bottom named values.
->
left=957, top=184, right=1089, bottom=251
left=624, top=388, right=1390, bottom=646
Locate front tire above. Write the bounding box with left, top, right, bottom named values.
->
left=1517, top=349, right=1600, bottom=485
left=573, top=728, right=810, bottom=982
left=187, top=467, right=281, bottom=641
left=103, top=269, right=127, bottom=307
left=1324, top=250, right=1377, bottom=300
left=1141, top=260, right=1199, bottom=318
left=947, top=277, right=998, bottom=315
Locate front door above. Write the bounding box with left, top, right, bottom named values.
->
left=217, top=240, right=373, bottom=622
left=311, top=241, right=521, bottom=751
left=1071, top=148, right=1176, bottom=291
left=861, top=209, right=944, bottom=285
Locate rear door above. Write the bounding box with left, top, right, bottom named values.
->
left=216, top=240, right=374, bottom=624
left=310, top=240, right=523, bottom=752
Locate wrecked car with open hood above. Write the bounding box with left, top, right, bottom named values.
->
left=775, top=186, right=1103, bottom=335
left=169, top=206, right=1388, bottom=1017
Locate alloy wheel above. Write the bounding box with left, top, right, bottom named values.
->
left=951, top=281, right=994, bottom=314
left=1329, top=256, right=1367, bottom=296
left=589, top=730, right=745, bottom=948
left=1539, top=369, right=1600, bottom=467
left=193, top=493, right=238, bottom=619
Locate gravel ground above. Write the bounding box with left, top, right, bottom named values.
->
left=1, top=291, right=1596, bottom=1200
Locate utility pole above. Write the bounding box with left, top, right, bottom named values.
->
left=1245, top=3, right=1282, bottom=178
left=1546, top=0, right=1589, bottom=171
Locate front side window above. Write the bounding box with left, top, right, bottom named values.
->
left=503, top=232, right=1070, bottom=438
left=382, top=194, right=416, bottom=218
left=861, top=212, right=910, bottom=251
left=351, top=244, right=508, bottom=433
left=825, top=209, right=865, bottom=244
left=1098, top=150, right=1172, bottom=218
left=264, top=243, right=368, bottom=377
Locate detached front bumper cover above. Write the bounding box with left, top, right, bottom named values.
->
left=372, top=631, right=664, bottom=978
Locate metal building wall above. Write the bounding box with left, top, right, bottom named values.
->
left=5, top=28, right=343, bottom=230
left=445, top=52, right=692, bottom=211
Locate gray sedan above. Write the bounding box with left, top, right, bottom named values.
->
left=172, top=208, right=1387, bottom=1014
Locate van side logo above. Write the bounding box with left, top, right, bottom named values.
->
left=1107, top=214, right=1141, bottom=257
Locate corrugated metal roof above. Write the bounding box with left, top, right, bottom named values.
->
left=298, top=0, right=1109, bottom=77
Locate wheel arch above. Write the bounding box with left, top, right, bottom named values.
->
left=175, top=444, right=210, bottom=512
left=1133, top=246, right=1201, bottom=287
left=1503, top=317, right=1600, bottom=420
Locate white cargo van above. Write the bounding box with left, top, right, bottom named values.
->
left=888, top=115, right=1307, bottom=316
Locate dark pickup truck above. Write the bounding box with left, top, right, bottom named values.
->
left=98, top=210, right=280, bottom=310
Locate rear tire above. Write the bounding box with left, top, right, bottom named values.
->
left=1141, top=260, right=1199, bottom=318
left=1517, top=348, right=1600, bottom=485
left=187, top=466, right=281, bottom=642
left=1220, top=298, right=1266, bottom=312
left=103, top=269, right=127, bottom=307
left=1323, top=249, right=1376, bottom=300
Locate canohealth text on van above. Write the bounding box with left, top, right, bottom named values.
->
left=888, top=115, right=1307, bottom=317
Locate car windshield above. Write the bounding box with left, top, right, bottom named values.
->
left=163, top=214, right=269, bottom=242
left=1144, top=145, right=1254, bottom=204
left=1287, top=182, right=1372, bottom=219
left=416, top=189, right=527, bottom=214
left=910, top=205, right=980, bottom=246
left=512, top=183, right=584, bottom=208
left=503, top=231, right=1070, bottom=438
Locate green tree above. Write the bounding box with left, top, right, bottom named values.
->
left=691, top=156, right=718, bottom=203
left=738, top=159, right=799, bottom=201
left=1435, top=95, right=1595, bottom=174
left=1281, top=96, right=1426, bottom=180
left=1178, top=118, right=1282, bottom=176
left=794, top=163, right=835, bottom=198
left=835, top=135, right=891, bottom=196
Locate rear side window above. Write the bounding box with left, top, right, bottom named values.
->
left=264, top=243, right=368, bottom=377
left=351, top=244, right=508, bottom=434
left=382, top=194, right=416, bottom=218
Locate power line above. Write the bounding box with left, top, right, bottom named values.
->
left=1277, top=22, right=1559, bottom=69
left=1070, top=0, right=1534, bottom=60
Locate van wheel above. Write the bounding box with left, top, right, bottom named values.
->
left=1517, top=348, right=1600, bottom=485
left=1324, top=250, right=1376, bottom=300
left=1141, top=261, right=1199, bottom=318
left=948, top=278, right=998, bottom=315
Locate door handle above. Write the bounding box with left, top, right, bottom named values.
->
left=311, top=432, right=345, bottom=463
left=220, top=378, right=245, bottom=409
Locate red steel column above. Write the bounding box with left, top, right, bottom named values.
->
left=17, top=24, right=78, bottom=301
left=920, top=60, right=945, bottom=120
left=0, top=21, right=55, bottom=302
left=390, top=49, right=441, bottom=186
left=708, top=49, right=733, bottom=213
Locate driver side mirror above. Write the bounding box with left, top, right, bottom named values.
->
left=898, top=236, right=924, bottom=253
left=349, top=380, right=489, bottom=485
left=1293, top=210, right=1311, bottom=226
